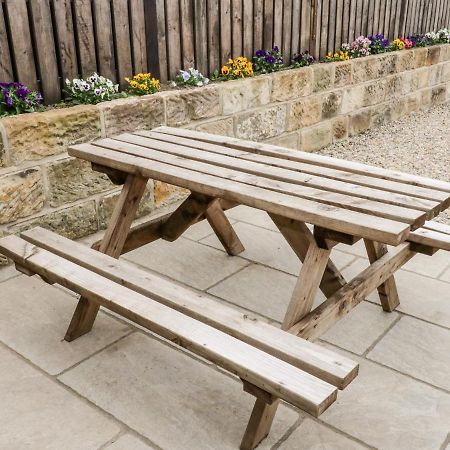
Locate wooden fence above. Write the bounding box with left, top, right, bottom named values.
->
left=0, top=0, right=449, bottom=103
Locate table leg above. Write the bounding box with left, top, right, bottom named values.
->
left=64, top=174, right=148, bottom=342
left=364, top=239, right=400, bottom=312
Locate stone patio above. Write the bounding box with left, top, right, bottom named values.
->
left=1, top=205, right=449, bottom=450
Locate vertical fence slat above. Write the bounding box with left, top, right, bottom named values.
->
left=273, top=0, right=283, bottom=46
left=129, top=0, right=147, bottom=74
left=253, top=0, right=264, bottom=51
left=231, top=0, right=242, bottom=56
left=195, top=0, right=208, bottom=72
left=243, top=0, right=254, bottom=57
left=342, top=0, right=350, bottom=44
left=354, top=0, right=362, bottom=37
left=144, top=0, right=167, bottom=81
left=320, top=0, right=329, bottom=55
left=328, top=0, right=336, bottom=53
left=29, top=0, right=60, bottom=103
left=334, top=0, right=343, bottom=50
left=165, top=0, right=181, bottom=79
left=282, top=0, right=293, bottom=60
left=0, top=2, right=13, bottom=81
left=111, top=0, right=133, bottom=84
left=180, top=0, right=195, bottom=69
left=291, top=0, right=301, bottom=56
left=93, top=0, right=116, bottom=81
left=73, top=0, right=97, bottom=77
left=263, top=0, right=274, bottom=49
left=300, top=0, right=311, bottom=52
left=208, top=0, right=220, bottom=73
left=220, top=0, right=232, bottom=63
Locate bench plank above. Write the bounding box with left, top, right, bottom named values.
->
left=0, top=234, right=337, bottom=417
left=21, top=227, right=358, bottom=389
left=69, top=143, right=411, bottom=245
left=154, top=127, right=450, bottom=194
left=408, top=228, right=450, bottom=252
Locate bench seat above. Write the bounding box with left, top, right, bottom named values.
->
left=0, top=228, right=358, bottom=421
left=409, top=220, right=450, bottom=254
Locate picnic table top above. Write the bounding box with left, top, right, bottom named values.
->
left=69, top=126, right=450, bottom=246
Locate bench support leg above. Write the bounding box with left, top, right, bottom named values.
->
left=65, top=174, right=148, bottom=342
left=363, top=239, right=400, bottom=312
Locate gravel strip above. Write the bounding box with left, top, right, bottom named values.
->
left=317, top=103, right=450, bottom=225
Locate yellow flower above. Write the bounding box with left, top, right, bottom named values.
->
left=233, top=69, right=242, bottom=77
left=221, top=65, right=230, bottom=76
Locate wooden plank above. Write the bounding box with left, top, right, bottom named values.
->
left=253, top=0, right=264, bottom=51
left=361, top=0, right=370, bottom=36
left=131, top=132, right=440, bottom=212
left=273, top=0, right=283, bottom=48
left=195, top=0, right=208, bottom=73
left=129, top=0, right=148, bottom=74
left=155, top=127, right=450, bottom=194
left=53, top=0, right=79, bottom=83
left=21, top=226, right=358, bottom=389
left=263, top=0, right=274, bottom=49
left=69, top=143, right=412, bottom=245
left=165, top=0, right=182, bottom=79
left=334, top=0, right=344, bottom=51
left=423, top=221, right=450, bottom=235
left=373, top=0, right=380, bottom=38
left=73, top=0, right=97, bottom=77
left=290, top=243, right=414, bottom=339
left=112, top=0, right=133, bottom=85
left=232, top=0, right=243, bottom=56
left=220, top=0, right=232, bottom=63
left=1, top=237, right=339, bottom=417
left=319, top=0, right=329, bottom=56
left=348, top=0, right=356, bottom=43
left=180, top=0, right=195, bottom=69
left=328, top=0, right=337, bottom=53
left=282, top=0, right=293, bottom=61
left=300, top=0, right=311, bottom=52
left=290, top=0, right=301, bottom=56
left=0, top=4, right=13, bottom=81
left=92, top=0, right=116, bottom=82
left=364, top=240, right=400, bottom=311
left=4, top=0, right=38, bottom=89
left=408, top=228, right=450, bottom=252
left=243, top=0, right=253, bottom=57
left=208, top=0, right=220, bottom=73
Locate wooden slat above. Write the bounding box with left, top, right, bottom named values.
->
left=93, top=0, right=116, bottom=81
left=166, top=0, right=181, bottom=79
left=291, top=0, right=301, bottom=56
left=195, top=0, right=208, bottom=73
left=231, top=0, right=243, bottom=57
left=263, top=0, right=274, bottom=49
left=300, top=0, right=311, bottom=52
left=111, top=0, right=133, bottom=85
left=274, top=0, right=283, bottom=47
left=69, top=142, right=411, bottom=245
left=282, top=0, right=293, bottom=61
left=319, top=0, right=329, bottom=56
left=0, top=235, right=339, bottom=417
left=423, top=221, right=450, bottom=235
left=73, top=0, right=97, bottom=77
left=408, top=228, right=450, bottom=252
left=4, top=0, right=38, bottom=89
left=0, top=3, right=13, bottom=81
left=243, top=0, right=253, bottom=57
left=327, top=0, right=336, bottom=54
left=21, top=226, right=358, bottom=389
left=220, top=0, right=232, bottom=63
left=253, top=0, right=264, bottom=51
left=208, top=0, right=220, bottom=73
left=145, top=0, right=168, bottom=81
left=141, top=131, right=442, bottom=211
left=180, top=0, right=195, bottom=69
left=155, top=127, right=450, bottom=194
left=129, top=0, right=147, bottom=74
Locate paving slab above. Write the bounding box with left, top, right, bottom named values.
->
left=59, top=332, right=299, bottom=450
left=367, top=316, right=450, bottom=391
left=401, top=250, right=450, bottom=279
left=321, top=300, right=399, bottom=355
left=0, top=264, right=19, bottom=283
left=0, top=345, right=120, bottom=450
left=105, top=434, right=155, bottom=449
left=201, top=221, right=355, bottom=276
left=123, top=237, right=249, bottom=290
left=226, top=205, right=279, bottom=231
left=0, top=275, right=131, bottom=375
left=183, top=217, right=237, bottom=241
left=440, top=266, right=450, bottom=283
left=279, top=418, right=368, bottom=450
left=320, top=345, right=450, bottom=450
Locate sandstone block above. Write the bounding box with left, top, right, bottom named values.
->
left=312, top=64, right=334, bottom=92
left=166, top=86, right=220, bottom=126
left=413, top=48, right=428, bottom=68
left=385, top=74, right=402, bottom=99
left=100, top=95, right=165, bottom=136
left=4, top=105, right=101, bottom=165
left=154, top=181, right=189, bottom=208
left=402, top=92, right=420, bottom=113
left=0, top=168, right=45, bottom=225
left=371, top=103, right=392, bottom=127
left=300, top=122, right=332, bottom=152
left=429, top=64, right=444, bottom=86
left=236, top=105, right=286, bottom=141
left=0, top=128, right=5, bottom=167
left=265, top=132, right=299, bottom=149
left=98, top=183, right=154, bottom=229
left=352, top=57, right=380, bottom=84
left=377, top=53, right=397, bottom=77
left=441, top=62, right=450, bottom=83
left=427, top=46, right=441, bottom=66
left=441, top=44, right=450, bottom=62
left=363, top=79, right=388, bottom=106
left=341, top=85, right=365, bottom=114
left=222, top=77, right=270, bottom=114
left=271, top=67, right=313, bottom=101
left=396, top=49, right=415, bottom=72
left=431, top=85, right=447, bottom=105
left=196, top=117, right=234, bottom=136
left=321, top=90, right=343, bottom=119
left=334, top=61, right=352, bottom=87
left=350, top=109, right=371, bottom=136
left=413, top=67, right=431, bottom=89
left=420, top=88, right=432, bottom=109
left=287, top=96, right=322, bottom=130
left=332, top=116, right=349, bottom=141
left=13, top=201, right=98, bottom=240
left=46, top=158, right=112, bottom=208
left=389, top=99, right=405, bottom=120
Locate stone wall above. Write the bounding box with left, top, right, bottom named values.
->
left=0, top=44, right=449, bottom=262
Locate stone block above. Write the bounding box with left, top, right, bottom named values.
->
left=441, top=44, right=450, bottom=62
left=236, top=105, right=286, bottom=141
left=377, top=53, right=398, bottom=77
left=352, top=57, right=380, bottom=83
left=4, top=105, right=101, bottom=165
left=402, top=92, right=420, bottom=113
left=363, top=79, right=387, bottom=106
left=332, top=116, right=349, bottom=141
left=222, top=77, right=271, bottom=114
left=196, top=117, right=234, bottom=136
left=396, top=49, right=415, bottom=72
left=100, top=95, right=165, bottom=136
left=389, top=99, right=405, bottom=120
left=429, top=64, right=444, bottom=86
left=265, top=132, right=299, bottom=149
left=341, top=85, right=365, bottom=113
left=426, top=45, right=441, bottom=66
left=0, top=168, right=45, bottom=225
left=0, top=128, right=5, bottom=167
left=154, top=181, right=189, bottom=207
left=413, top=67, right=431, bottom=89
left=270, top=67, right=313, bottom=101
left=349, top=109, right=371, bottom=136
left=413, top=47, right=428, bottom=68
left=431, top=85, right=447, bottom=105
left=384, top=74, right=403, bottom=98
left=98, top=183, right=155, bottom=229
left=371, top=103, right=392, bottom=127
left=312, top=64, right=334, bottom=92
left=166, top=86, right=221, bottom=126
left=334, top=61, right=352, bottom=87
left=321, top=90, right=343, bottom=119
left=300, top=122, right=332, bottom=152
left=47, top=157, right=112, bottom=208
left=441, top=62, right=450, bottom=83
left=0, top=230, right=8, bottom=265
left=420, top=88, right=432, bottom=109
left=13, top=201, right=98, bottom=240
left=287, top=96, right=322, bottom=130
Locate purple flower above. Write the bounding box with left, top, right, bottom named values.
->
left=255, top=49, right=266, bottom=57
left=16, top=86, right=30, bottom=99
left=3, top=90, right=13, bottom=107
left=376, top=34, right=384, bottom=40
left=273, top=46, right=280, bottom=52
left=265, top=55, right=275, bottom=64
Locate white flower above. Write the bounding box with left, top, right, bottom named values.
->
left=204, top=78, right=210, bottom=85
left=196, top=81, right=203, bottom=87
left=170, top=81, right=177, bottom=87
